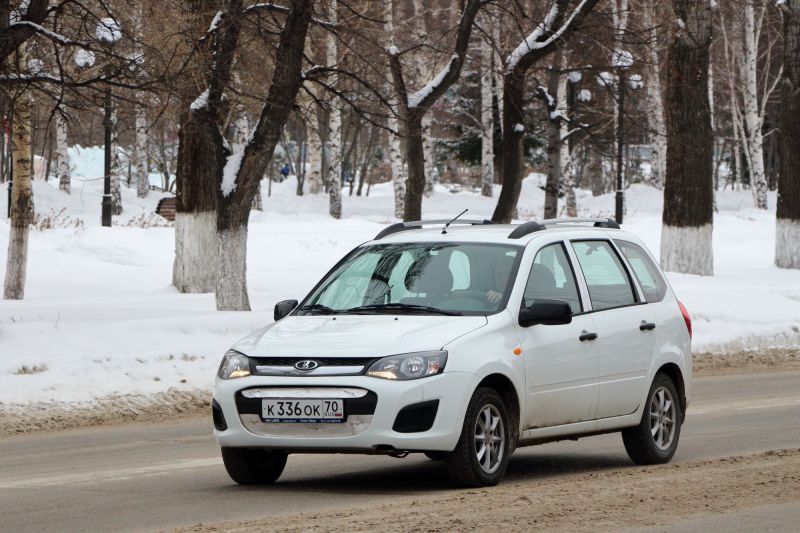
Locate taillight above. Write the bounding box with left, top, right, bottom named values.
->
left=678, top=301, right=692, bottom=339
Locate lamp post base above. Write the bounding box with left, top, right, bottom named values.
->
left=101, top=194, right=112, bottom=227
left=615, top=190, right=624, bottom=225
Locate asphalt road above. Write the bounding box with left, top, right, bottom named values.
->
left=1, top=371, right=799, bottom=533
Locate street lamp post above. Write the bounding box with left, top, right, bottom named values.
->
left=5, top=112, right=12, bottom=219
left=101, top=71, right=113, bottom=227
left=95, top=18, right=122, bottom=227
left=608, top=49, right=642, bottom=225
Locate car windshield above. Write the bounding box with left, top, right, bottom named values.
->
left=296, top=242, right=523, bottom=316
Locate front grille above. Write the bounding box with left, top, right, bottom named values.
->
left=250, top=357, right=374, bottom=367
left=249, top=357, right=378, bottom=376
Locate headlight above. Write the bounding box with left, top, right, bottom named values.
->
left=217, top=350, right=251, bottom=379
left=366, top=351, right=447, bottom=380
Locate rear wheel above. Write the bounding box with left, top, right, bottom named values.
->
left=622, top=373, right=682, bottom=465
left=445, top=387, right=511, bottom=487
left=221, top=447, right=288, bottom=485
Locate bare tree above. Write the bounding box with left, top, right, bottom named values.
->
left=215, top=0, right=313, bottom=310
left=388, top=0, right=484, bottom=222
left=775, top=0, right=800, bottom=268
left=660, top=0, right=714, bottom=275
left=491, top=0, right=599, bottom=224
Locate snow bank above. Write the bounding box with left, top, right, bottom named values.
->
left=1, top=170, right=799, bottom=407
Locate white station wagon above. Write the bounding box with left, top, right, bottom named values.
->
left=213, top=217, right=692, bottom=487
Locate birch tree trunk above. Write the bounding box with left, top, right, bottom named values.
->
left=110, top=108, right=123, bottom=215
left=480, top=26, right=494, bottom=197
left=643, top=1, right=666, bottom=189
left=775, top=0, right=800, bottom=268
left=741, top=3, right=768, bottom=209
left=326, top=0, right=342, bottom=219
left=660, top=0, right=714, bottom=276
left=56, top=111, right=70, bottom=194
left=561, top=76, right=576, bottom=216
left=422, top=113, right=434, bottom=196
left=306, top=102, right=323, bottom=194
left=385, top=0, right=405, bottom=219
left=544, top=51, right=564, bottom=219
left=4, top=52, right=34, bottom=300
left=134, top=4, right=148, bottom=199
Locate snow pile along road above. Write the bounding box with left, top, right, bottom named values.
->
left=1, top=171, right=799, bottom=416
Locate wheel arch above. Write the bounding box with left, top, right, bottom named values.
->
left=476, top=373, right=521, bottom=449
left=656, top=363, right=686, bottom=415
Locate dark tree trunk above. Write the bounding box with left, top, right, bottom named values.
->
left=776, top=0, right=800, bottom=268
left=403, top=112, right=425, bottom=221
left=172, top=1, right=227, bottom=294
left=215, top=0, right=312, bottom=311
left=660, top=0, right=714, bottom=275
left=492, top=73, right=526, bottom=223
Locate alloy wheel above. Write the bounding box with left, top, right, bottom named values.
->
left=649, top=386, right=677, bottom=451
left=473, top=403, right=505, bottom=474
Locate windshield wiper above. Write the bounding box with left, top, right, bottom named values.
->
left=295, top=303, right=340, bottom=315
left=345, top=303, right=462, bottom=316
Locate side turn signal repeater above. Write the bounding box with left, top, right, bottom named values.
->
left=513, top=347, right=522, bottom=356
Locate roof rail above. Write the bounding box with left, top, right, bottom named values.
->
left=374, top=219, right=493, bottom=240
left=507, top=217, right=620, bottom=239
left=508, top=220, right=546, bottom=239
left=539, top=217, right=621, bottom=229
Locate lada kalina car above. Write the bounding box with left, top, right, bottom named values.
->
left=213, top=217, right=692, bottom=487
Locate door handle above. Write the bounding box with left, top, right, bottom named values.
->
left=579, top=330, right=598, bottom=342
left=639, top=321, right=656, bottom=331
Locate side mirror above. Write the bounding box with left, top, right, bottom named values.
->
left=274, top=299, right=298, bottom=321
left=519, top=299, right=573, bottom=327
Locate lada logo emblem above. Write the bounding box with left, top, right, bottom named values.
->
left=294, top=360, right=319, bottom=371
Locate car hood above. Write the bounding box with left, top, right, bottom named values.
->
left=231, top=315, right=488, bottom=358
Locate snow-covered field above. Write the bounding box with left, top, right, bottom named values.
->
left=1, top=155, right=799, bottom=407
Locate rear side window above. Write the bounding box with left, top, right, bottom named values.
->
left=615, top=240, right=667, bottom=303
left=571, top=240, right=637, bottom=311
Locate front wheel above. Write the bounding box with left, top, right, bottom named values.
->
left=445, top=387, right=511, bottom=487
left=621, top=373, right=682, bottom=465
left=221, top=447, right=288, bottom=485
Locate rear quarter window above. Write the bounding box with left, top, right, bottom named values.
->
left=614, top=240, right=668, bottom=303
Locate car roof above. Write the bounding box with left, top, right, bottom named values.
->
left=365, top=221, right=641, bottom=247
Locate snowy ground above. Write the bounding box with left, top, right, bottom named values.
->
left=1, top=154, right=799, bottom=407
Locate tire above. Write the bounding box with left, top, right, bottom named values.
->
left=622, top=373, right=682, bottom=465
left=221, top=447, right=288, bottom=485
left=424, top=451, right=448, bottom=461
left=445, top=387, right=511, bottom=487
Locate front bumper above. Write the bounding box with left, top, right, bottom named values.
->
left=213, top=371, right=477, bottom=453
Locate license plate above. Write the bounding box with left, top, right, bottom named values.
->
left=261, top=398, right=345, bottom=423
